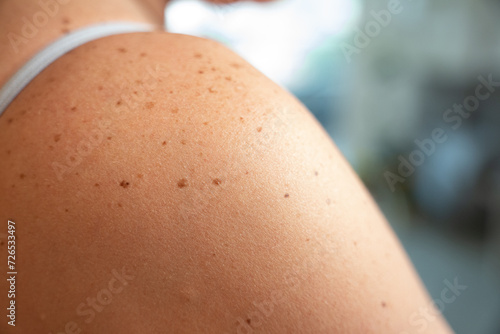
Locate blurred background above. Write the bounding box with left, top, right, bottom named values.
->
left=164, top=0, right=500, bottom=332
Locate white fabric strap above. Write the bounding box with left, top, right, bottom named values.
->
left=0, top=22, right=156, bottom=115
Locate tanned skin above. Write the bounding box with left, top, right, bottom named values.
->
left=0, top=0, right=453, bottom=333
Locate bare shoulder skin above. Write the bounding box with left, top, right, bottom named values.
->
left=0, top=1, right=453, bottom=334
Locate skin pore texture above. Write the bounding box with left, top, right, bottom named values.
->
left=0, top=0, right=453, bottom=333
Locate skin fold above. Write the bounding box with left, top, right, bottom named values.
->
left=0, top=1, right=453, bottom=333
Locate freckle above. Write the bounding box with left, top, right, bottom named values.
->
left=177, top=178, right=188, bottom=188
left=21, top=109, right=27, bottom=115
left=353, top=241, right=357, bottom=246
left=6, top=150, right=11, bottom=155
left=314, top=171, right=319, bottom=176
left=98, top=86, right=103, bottom=91
left=19, top=174, right=25, bottom=179
left=208, top=87, right=217, bottom=93
left=198, top=70, right=204, bottom=74
left=65, top=209, right=69, bottom=212
left=118, top=203, right=123, bottom=208
left=194, top=53, right=202, bottom=58
left=306, top=238, right=310, bottom=242
left=116, top=100, right=122, bottom=106
left=225, top=76, right=232, bottom=81
left=199, top=153, right=203, bottom=157
left=245, top=171, right=249, bottom=175
left=257, top=127, right=262, bottom=132
left=107, top=136, right=112, bottom=140
left=11, top=184, right=15, bottom=188
left=213, top=178, right=222, bottom=186
left=326, top=198, right=331, bottom=205
left=0, top=241, right=3, bottom=246
left=47, top=77, right=56, bottom=83
left=246, top=319, right=251, bottom=325
left=212, top=253, right=216, bottom=257
left=75, top=172, right=79, bottom=176
left=181, top=140, right=187, bottom=145
left=120, top=180, right=130, bottom=188
left=203, top=122, right=208, bottom=126
left=94, top=183, right=99, bottom=187
left=7, top=118, right=13, bottom=124
left=284, top=193, right=289, bottom=198
left=137, top=174, right=143, bottom=178
left=71, top=106, right=77, bottom=112
left=240, top=117, right=244, bottom=122
left=181, top=129, right=185, bottom=133
left=118, top=48, right=127, bottom=53
left=54, top=134, right=61, bottom=142
left=171, top=108, right=178, bottom=114
left=211, top=67, right=216, bottom=71
left=145, top=102, right=155, bottom=109
left=169, top=90, right=173, bottom=94
left=140, top=52, right=147, bottom=57
left=62, top=17, right=70, bottom=24
left=61, top=28, right=69, bottom=34
left=231, top=62, right=243, bottom=69
left=136, top=80, right=143, bottom=85
left=381, top=302, right=387, bottom=308
left=162, top=141, right=167, bottom=145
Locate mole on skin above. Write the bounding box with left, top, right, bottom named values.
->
left=120, top=180, right=130, bottom=188
left=178, top=178, right=188, bottom=188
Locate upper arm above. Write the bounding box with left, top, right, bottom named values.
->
left=0, top=32, right=451, bottom=334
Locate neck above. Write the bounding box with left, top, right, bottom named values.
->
left=0, top=0, right=167, bottom=87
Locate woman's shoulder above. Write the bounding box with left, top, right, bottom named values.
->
left=0, top=31, right=451, bottom=334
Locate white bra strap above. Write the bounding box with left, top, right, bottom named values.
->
left=0, top=22, right=156, bottom=116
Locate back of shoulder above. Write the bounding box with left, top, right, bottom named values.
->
left=0, top=31, right=452, bottom=334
